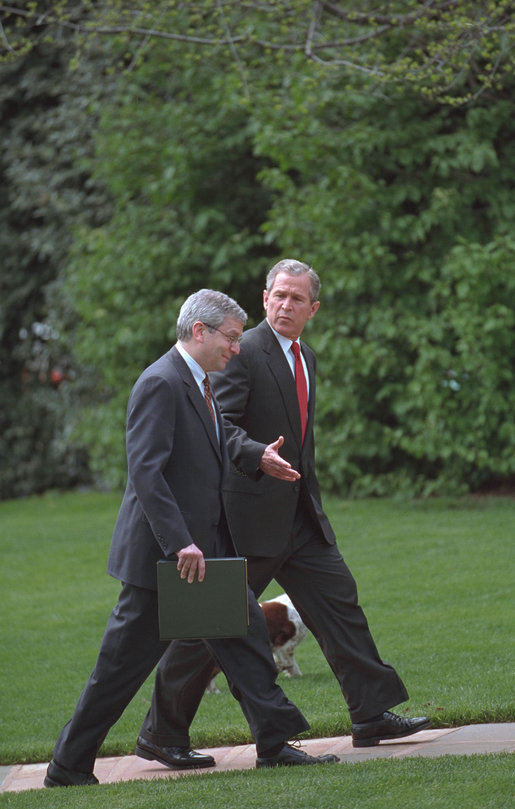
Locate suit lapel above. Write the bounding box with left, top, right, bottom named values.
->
left=168, top=348, right=223, bottom=462
left=258, top=321, right=304, bottom=447
left=212, top=396, right=229, bottom=464
left=302, top=340, right=316, bottom=443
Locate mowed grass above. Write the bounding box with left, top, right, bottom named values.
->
left=0, top=755, right=513, bottom=809
left=0, top=491, right=513, bottom=768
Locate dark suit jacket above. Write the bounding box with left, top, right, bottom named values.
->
left=108, top=347, right=236, bottom=591
left=212, top=319, right=336, bottom=557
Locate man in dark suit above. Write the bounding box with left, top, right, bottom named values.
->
left=45, top=288, right=338, bottom=788
left=139, top=260, right=430, bottom=757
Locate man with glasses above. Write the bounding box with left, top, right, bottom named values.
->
left=138, top=261, right=430, bottom=763
left=45, top=288, right=338, bottom=788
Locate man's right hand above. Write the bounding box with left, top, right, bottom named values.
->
left=259, top=435, right=301, bottom=482
left=177, top=544, right=206, bottom=583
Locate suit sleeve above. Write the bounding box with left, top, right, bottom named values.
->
left=212, top=350, right=266, bottom=479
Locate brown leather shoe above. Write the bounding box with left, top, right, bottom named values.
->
left=352, top=711, right=431, bottom=747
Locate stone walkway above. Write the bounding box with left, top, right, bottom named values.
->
left=1, top=724, right=513, bottom=793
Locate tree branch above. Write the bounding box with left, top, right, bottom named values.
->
left=318, top=0, right=463, bottom=27
left=1, top=1, right=513, bottom=105
left=215, top=0, right=250, bottom=97
left=0, top=16, right=14, bottom=51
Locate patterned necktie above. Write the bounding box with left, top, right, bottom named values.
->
left=203, top=375, right=216, bottom=426
left=291, top=341, right=308, bottom=442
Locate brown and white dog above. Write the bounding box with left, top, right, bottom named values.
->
left=261, top=593, right=308, bottom=677
left=206, top=593, right=308, bottom=693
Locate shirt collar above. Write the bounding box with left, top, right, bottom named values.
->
left=176, top=342, right=206, bottom=389
left=266, top=319, right=301, bottom=353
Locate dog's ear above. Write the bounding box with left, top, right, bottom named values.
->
left=262, top=602, right=297, bottom=645
left=271, top=625, right=296, bottom=646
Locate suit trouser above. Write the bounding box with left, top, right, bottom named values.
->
left=52, top=581, right=309, bottom=773
left=139, top=515, right=409, bottom=747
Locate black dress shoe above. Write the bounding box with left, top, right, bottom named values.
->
left=135, top=736, right=215, bottom=769
left=352, top=711, right=431, bottom=747
left=256, top=743, right=340, bottom=768
left=44, top=759, right=99, bottom=788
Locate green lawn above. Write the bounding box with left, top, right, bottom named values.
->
left=0, top=755, right=513, bottom=809
left=0, top=491, right=513, bottom=773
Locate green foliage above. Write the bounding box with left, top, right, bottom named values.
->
left=65, top=51, right=275, bottom=485
left=2, top=2, right=515, bottom=105
left=0, top=33, right=115, bottom=498
left=2, top=2, right=515, bottom=496
left=251, top=77, right=515, bottom=495
left=60, top=40, right=515, bottom=495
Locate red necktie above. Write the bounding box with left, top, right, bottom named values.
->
left=291, top=342, right=308, bottom=442
left=203, top=375, right=216, bottom=426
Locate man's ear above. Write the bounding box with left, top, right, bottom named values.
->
left=308, top=300, right=320, bottom=320
left=191, top=321, right=206, bottom=342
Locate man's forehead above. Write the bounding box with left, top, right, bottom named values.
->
left=270, top=272, right=311, bottom=295
left=220, top=316, right=244, bottom=333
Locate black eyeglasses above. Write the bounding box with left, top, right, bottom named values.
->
left=203, top=324, right=243, bottom=346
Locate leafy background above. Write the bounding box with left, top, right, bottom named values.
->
left=1, top=1, right=514, bottom=498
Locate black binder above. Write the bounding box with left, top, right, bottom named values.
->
left=157, top=557, right=249, bottom=639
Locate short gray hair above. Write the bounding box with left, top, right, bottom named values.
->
left=266, top=259, right=321, bottom=303
left=176, top=289, right=247, bottom=340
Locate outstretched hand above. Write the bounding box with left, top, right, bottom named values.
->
left=177, top=543, right=206, bottom=583
left=259, top=435, right=301, bottom=482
